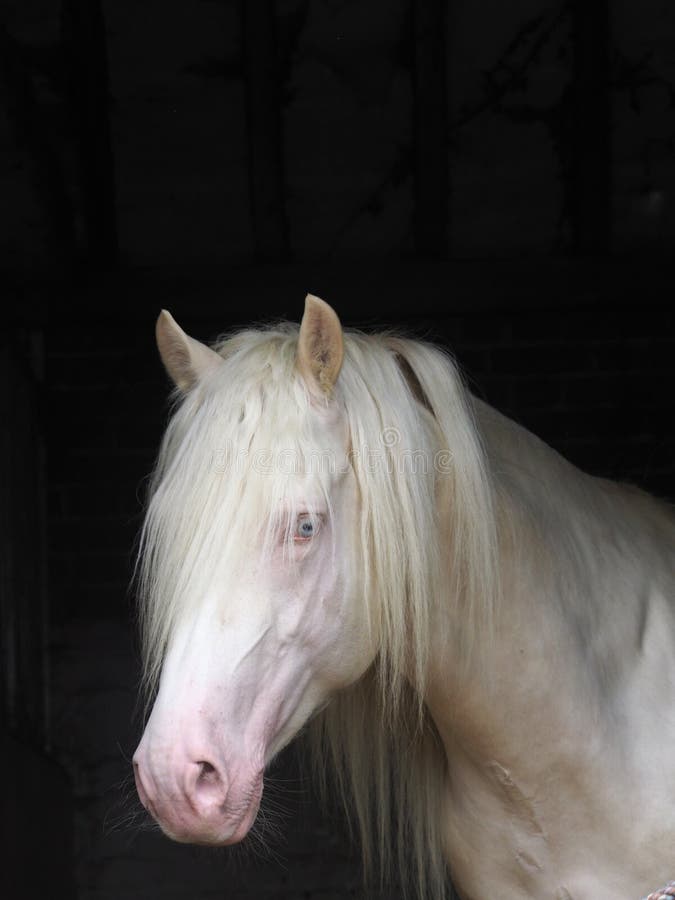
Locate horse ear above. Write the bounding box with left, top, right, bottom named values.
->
left=297, top=294, right=344, bottom=395
left=155, top=309, right=223, bottom=392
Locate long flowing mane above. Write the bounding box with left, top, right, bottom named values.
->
left=137, top=323, right=501, bottom=900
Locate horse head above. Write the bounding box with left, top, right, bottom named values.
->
left=133, top=297, right=376, bottom=844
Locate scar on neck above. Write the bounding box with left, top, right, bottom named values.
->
left=486, top=761, right=546, bottom=839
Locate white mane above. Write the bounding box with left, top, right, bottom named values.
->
left=137, top=323, right=501, bottom=900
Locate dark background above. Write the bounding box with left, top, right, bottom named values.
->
left=2, top=1, right=674, bottom=898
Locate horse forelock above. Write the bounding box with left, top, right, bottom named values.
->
left=136, top=326, right=329, bottom=697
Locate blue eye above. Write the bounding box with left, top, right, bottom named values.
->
left=295, top=514, right=320, bottom=540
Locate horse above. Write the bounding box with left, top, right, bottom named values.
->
left=133, top=295, right=675, bottom=900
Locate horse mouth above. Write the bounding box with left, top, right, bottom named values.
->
left=150, top=773, right=264, bottom=847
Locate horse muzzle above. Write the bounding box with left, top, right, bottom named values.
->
left=133, top=748, right=263, bottom=845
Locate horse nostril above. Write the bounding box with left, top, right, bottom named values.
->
left=189, top=759, right=227, bottom=810
left=197, top=761, right=217, bottom=783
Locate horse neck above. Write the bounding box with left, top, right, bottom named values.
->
left=426, top=397, right=674, bottom=749
left=476, top=395, right=672, bottom=607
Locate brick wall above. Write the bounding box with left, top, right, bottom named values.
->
left=452, top=307, right=675, bottom=500
left=45, top=261, right=674, bottom=899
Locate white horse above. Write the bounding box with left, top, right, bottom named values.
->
left=133, top=295, right=675, bottom=900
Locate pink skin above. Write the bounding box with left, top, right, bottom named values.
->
left=133, top=405, right=375, bottom=845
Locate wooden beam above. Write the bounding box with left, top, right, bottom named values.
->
left=412, top=0, right=449, bottom=258
left=569, top=0, right=611, bottom=254
left=241, top=1, right=290, bottom=262
left=0, top=25, right=77, bottom=261
left=61, top=0, right=118, bottom=266
left=0, top=330, right=48, bottom=746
